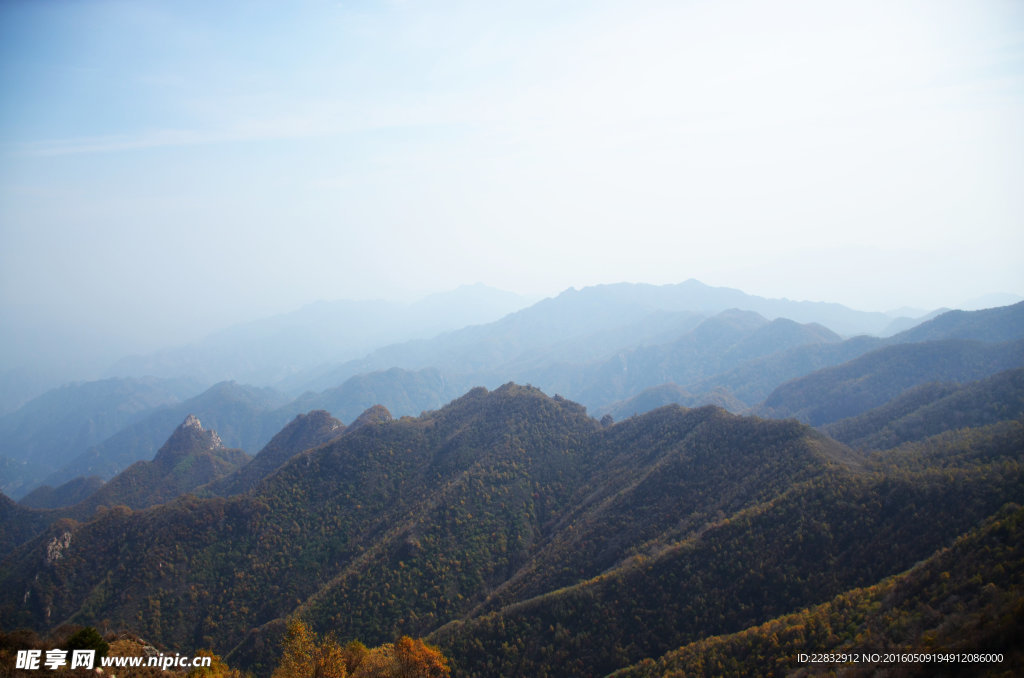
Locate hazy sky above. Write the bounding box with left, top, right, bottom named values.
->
left=1, top=0, right=1023, bottom=368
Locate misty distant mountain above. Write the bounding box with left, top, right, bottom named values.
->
left=541, top=302, right=1024, bottom=419
left=39, top=381, right=292, bottom=492
left=288, top=280, right=911, bottom=396
left=674, top=301, right=1024, bottom=413
left=106, top=284, right=532, bottom=385
left=678, top=335, right=884, bottom=407
left=0, top=376, right=201, bottom=498
left=595, top=301, right=1024, bottom=421
left=12, top=369, right=464, bottom=500
left=758, top=338, right=1024, bottom=426
left=0, top=306, right=157, bottom=412
left=288, top=367, right=470, bottom=424
left=880, top=307, right=950, bottom=336
left=597, top=383, right=746, bottom=421
left=960, top=292, right=1024, bottom=310
left=0, top=367, right=68, bottom=417
left=524, top=310, right=842, bottom=410
left=888, top=300, right=1024, bottom=344
left=8, top=289, right=1016, bottom=501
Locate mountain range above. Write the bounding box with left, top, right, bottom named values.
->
left=5, top=290, right=1021, bottom=501
left=105, top=284, right=535, bottom=387
left=1, top=377, right=1021, bottom=676
left=1, top=279, right=1022, bottom=676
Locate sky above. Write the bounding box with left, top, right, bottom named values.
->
left=1, top=0, right=1023, bottom=374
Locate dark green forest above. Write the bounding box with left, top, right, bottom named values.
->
left=1, top=376, right=1022, bottom=676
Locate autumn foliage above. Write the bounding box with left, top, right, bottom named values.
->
left=271, top=620, right=449, bottom=678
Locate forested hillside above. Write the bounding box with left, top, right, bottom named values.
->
left=612, top=502, right=1024, bottom=677
left=823, top=368, right=1024, bottom=449
left=1, top=379, right=1021, bottom=677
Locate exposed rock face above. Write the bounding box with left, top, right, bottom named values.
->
left=155, top=414, right=224, bottom=464
left=44, top=531, right=71, bottom=566
left=53, top=415, right=248, bottom=514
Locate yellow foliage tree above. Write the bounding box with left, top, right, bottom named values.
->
left=350, top=636, right=449, bottom=678
left=272, top=619, right=347, bottom=678
left=270, top=620, right=449, bottom=678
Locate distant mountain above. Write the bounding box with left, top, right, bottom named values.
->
left=647, top=301, right=1024, bottom=418
left=960, top=292, right=1024, bottom=310
left=0, top=366, right=67, bottom=416
left=401, top=283, right=538, bottom=334
left=879, top=306, right=949, bottom=336
left=0, top=376, right=202, bottom=498
left=529, top=311, right=841, bottom=410
left=12, top=298, right=1022, bottom=505
left=758, top=338, right=1024, bottom=426
left=693, top=302, right=1024, bottom=413
left=304, top=308, right=845, bottom=419
left=681, top=335, right=883, bottom=407
left=66, top=415, right=249, bottom=513
left=286, top=280, right=901, bottom=397
left=21, top=370, right=461, bottom=500
left=288, top=367, right=468, bottom=425
left=891, top=300, right=1024, bottom=344
left=823, top=367, right=1024, bottom=450
left=106, top=284, right=533, bottom=386
left=597, top=383, right=746, bottom=421
left=40, top=381, right=291, bottom=490
left=516, top=280, right=896, bottom=337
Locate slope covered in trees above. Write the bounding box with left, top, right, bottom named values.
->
left=611, top=503, right=1024, bottom=677
left=823, top=368, right=1024, bottom=449
left=203, top=409, right=345, bottom=497
left=1, top=380, right=1021, bottom=677
left=432, top=419, right=1023, bottom=676
left=18, top=475, right=105, bottom=510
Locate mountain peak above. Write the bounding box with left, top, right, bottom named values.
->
left=181, top=413, right=204, bottom=432
left=349, top=405, right=393, bottom=430
left=155, top=414, right=224, bottom=464
left=202, top=409, right=346, bottom=497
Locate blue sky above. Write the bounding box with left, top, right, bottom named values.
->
left=1, top=0, right=1023, bottom=372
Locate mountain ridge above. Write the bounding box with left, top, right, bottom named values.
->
left=2, top=379, right=1020, bottom=676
